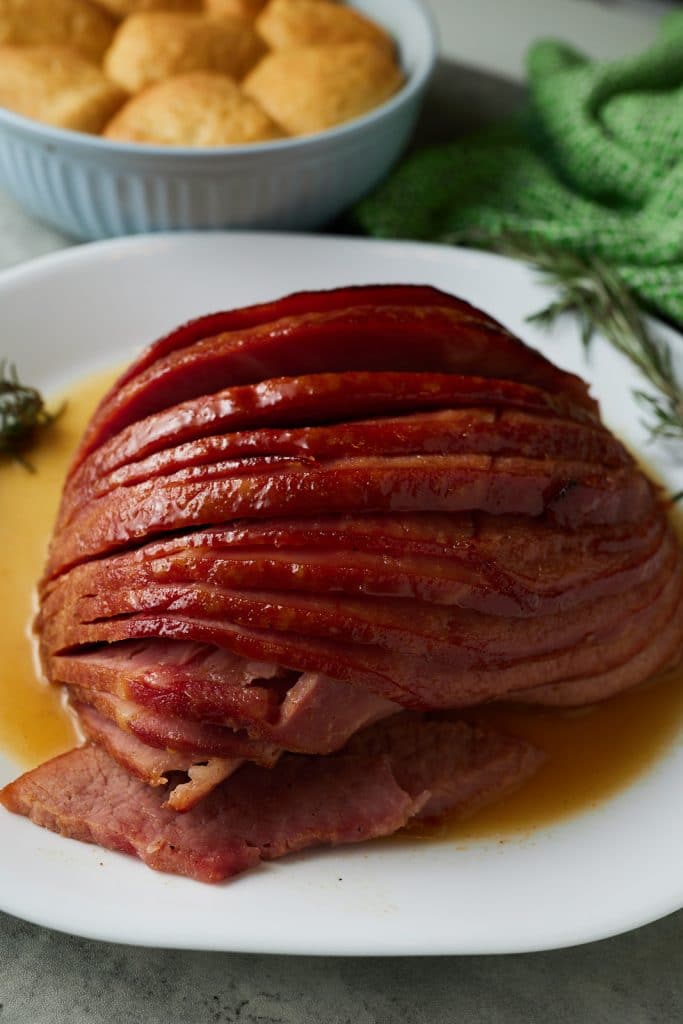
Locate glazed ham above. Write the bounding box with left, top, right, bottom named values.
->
left=2, top=284, right=681, bottom=882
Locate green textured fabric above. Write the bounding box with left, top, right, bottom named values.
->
left=354, top=13, right=683, bottom=325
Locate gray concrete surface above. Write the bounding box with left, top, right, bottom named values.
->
left=2, top=909, right=682, bottom=1023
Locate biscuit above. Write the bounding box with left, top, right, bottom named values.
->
left=103, top=70, right=284, bottom=145
left=94, top=1, right=200, bottom=15
left=0, top=44, right=126, bottom=133
left=256, top=0, right=393, bottom=58
left=242, top=41, right=403, bottom=135
left=0, top=0, right=116, bottom=64
left=104, top=11, right=266, bottom=92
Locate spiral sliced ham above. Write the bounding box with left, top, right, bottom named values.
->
left=3, top=284, right=681, bottom=883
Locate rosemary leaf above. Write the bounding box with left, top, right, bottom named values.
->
left=0, top=362, right=63, bottom=470
left=449, top=232, right=683, bottom=446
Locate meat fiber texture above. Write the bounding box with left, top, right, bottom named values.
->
left=3, top=284, right=682, bottom=882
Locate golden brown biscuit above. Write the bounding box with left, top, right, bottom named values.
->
left=94, top=0, right=200, bottom=15
left=0, top=44, right=126, bottom=133
left=242, top=42, right=403, bottom=135
left=104, top=12, right=266, bottom=92
left=256, top=0, right=393, bottom=57
left=0, top=0, right=116, bottom=64
left=103, top=70, right=284, bottom=145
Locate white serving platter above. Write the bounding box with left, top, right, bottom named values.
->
left=0, top=232, right=681, bottom=954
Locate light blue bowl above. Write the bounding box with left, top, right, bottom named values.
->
left=0, top=0, right=436, bottom=241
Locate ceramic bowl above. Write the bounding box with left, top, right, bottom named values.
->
left=0, top=0, right=437, bottom=240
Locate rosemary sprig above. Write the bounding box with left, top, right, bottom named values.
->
left=524, top=249, right=683, bottom=442
left=450, top=232, right=683, bottom=446
left=0, top=362, right=62, bottom=470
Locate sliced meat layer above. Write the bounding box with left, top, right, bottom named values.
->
left=51, top=642, right=398, bottom=751
left=0, top=744, right=412, bottom=882
left=43, top=547, right=683, bottom=709
left=53, top=641, right=287, bottom=725
left=69, top=686, right=282, bottom=762
left=76, top=297, right=594, bottom=463
left=505, top=582, right=683, bottom=707
left=65, top=371, right=601, bottom=510
left=47, top=547, right=677, bottom=670
left=102, top=286, right=521, bottom=395
left=46, top=455, right=651, bottom=578
left=99, top=508, right=659, bottom=564
left=0, top=717, right=544, bottom=883
left=76, top=702, right=244, bottom=811
left=61, top=409, right=628, bottom=525
left=42, top=510, right=669, bottom=620
left=346, top=713, right=544, bottom=819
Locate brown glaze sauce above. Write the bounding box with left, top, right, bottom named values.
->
left=408, top=665, right=683, bottom=841
left=0, top=368, right=119, bottom=766
left=1, top=367, right=682, bottom=840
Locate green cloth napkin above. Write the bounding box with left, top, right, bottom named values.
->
left=354, top=13, right=683, bottom=326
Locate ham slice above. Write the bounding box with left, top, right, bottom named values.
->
left=75, top=296, right=594, bottom=463
left=64, top=371, right=600, bottom=513
left=0, top=718, right=543, bottom=883
left=41, top=510, right=669, bottom=619
left=46, top=546, right=677, bottom=668
left=102, top=285, right=526, bottom=394
left=75, top=702, right=244, bottom=811
left=0, top=744, right=410, bottom=882
left=50, top=642, right=398, bottom=750
left=60, top=409, right=629, bottom=525
left=42, top=545, right=682, bottom=709
left=45, top=454, right=651, bottom=577
left=506, top=586, right=683, bottom=707
left=68, top=686, right=282, bottom=761
left=345, top=714, right=544, bottom=819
